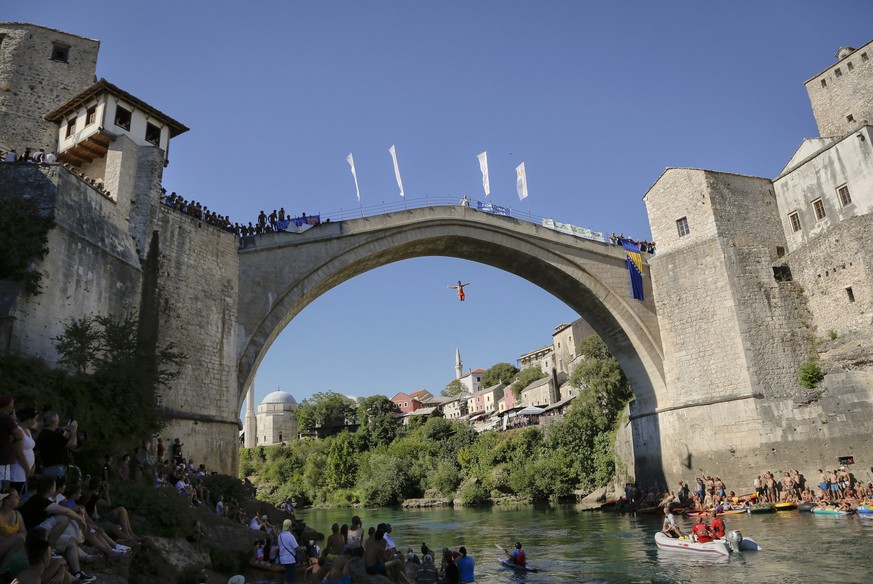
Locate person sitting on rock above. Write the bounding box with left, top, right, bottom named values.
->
left=82, top=477, right=139, bottom=542
left=18, top=476, right=95, bottom=583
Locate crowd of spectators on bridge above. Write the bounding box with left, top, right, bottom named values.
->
left=159, top=189, right=327, bottom=238
left=3, top=146, right=115, bottom=202
left=610, top=232, right=656, bottom=254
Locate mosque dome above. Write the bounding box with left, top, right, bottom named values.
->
left=260, top=390, right=298, bottom=405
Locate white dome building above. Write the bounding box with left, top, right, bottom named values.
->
left=256, top=390, right=298, bottom=446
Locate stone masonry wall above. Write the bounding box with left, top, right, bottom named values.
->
left=805, top=41, right=873, bottom=138
left=784, top=213, right=873, bottom=339
left=0, top=163, right=142, bottom=362
left=152, top=206, right=240, bottom=474
left=0, top=23, right=98, bottom=153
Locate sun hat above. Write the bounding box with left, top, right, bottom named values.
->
left=282, top=519, right=292, bottom=531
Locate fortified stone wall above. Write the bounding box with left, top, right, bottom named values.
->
left=784, top=214, right=873, bottom=339
left=0, top=24, right=99, bottom=153
left=644, top=168, right=820, bottom=487
left=0, top=164, right=142, bottom=360
left=645, top=170, right=758, bottom=406
left=151, top=206, right=240, bottom=474
left=805, top=40, right=873, bottom=138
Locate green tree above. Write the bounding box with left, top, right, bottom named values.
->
left=53, top=316, right=100, bottom=375
left=325, top=432, right=359, bottom=490
left=357, top=395, right=398, bottom=447
left=0, top=199, right=54, bottom=294
left=358, top=453, right=412, bottom=506
left=511, top=367, right=547, bottom=400
left=481, top=363, right=518, bottom=388
left=570, top=336, right=632, bottom=419
left=296, top=391, right=357, bottom=431
left=442, top=379, right=463, bottom=397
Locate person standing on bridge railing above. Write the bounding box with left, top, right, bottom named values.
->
left=460, top=195, right=470, bottom=207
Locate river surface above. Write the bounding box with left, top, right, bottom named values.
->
left=244, top=504, right=873, bottom=583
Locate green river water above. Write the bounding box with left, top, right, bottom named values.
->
left=243, top=504, right=872, bottom=583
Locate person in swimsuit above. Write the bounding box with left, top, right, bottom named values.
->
left=323, top=523, right=345, bottom=559
left=447, top=281, right=470, bottom=302
left=346, top=516, right=364, bottom=550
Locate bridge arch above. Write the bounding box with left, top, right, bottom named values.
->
left=236, top=206, right=666, bottom=420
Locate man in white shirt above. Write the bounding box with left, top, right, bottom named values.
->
left=661, top=506, right=682, bottom=538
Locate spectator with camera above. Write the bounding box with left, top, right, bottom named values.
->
left=35, top=412, right=79, bottom=478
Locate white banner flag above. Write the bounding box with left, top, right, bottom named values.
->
left=346, top=153, right=361, bottom=202
left=388, top=145, right=405, bottom=198
left=477, top=151, right=490, bottom=197
left=516, top=162, right=528, bottom=201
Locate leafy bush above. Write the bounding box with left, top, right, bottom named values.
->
left=203, top=473, right=254, bottom=505
left=325, top=488, right=359, bottom=507
left=358, top=453, right=412, bottom=506
left=458, top=481, right=490, bottom=506
left=111, top=481, right=195, bottom=538
left=798, top=359, right=825, bottom=389
left=429, top=459, right=462, bottom=496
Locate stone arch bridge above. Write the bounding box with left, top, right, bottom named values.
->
left=235, top=205, right=666, bottom=477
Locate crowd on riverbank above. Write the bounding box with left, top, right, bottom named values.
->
left=616, top=467, right=873, bottom=516
left=248, top=513, right=485, bottom=584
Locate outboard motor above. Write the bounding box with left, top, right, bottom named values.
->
left=726, top=530, right=743, bottom=553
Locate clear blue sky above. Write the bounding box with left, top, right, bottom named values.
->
left=8, top=2, right=873, bottom=411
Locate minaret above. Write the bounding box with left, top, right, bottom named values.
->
left=455, top=347, right=463, bottom=380
left=244, top=382, right=257, bottom=448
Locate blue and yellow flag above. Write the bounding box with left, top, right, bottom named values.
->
left=621, top=240, right=645, bottom=301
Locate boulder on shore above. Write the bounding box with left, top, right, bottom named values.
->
left=129, top=537, right=210, bottom=583
left=577, top=486, right=609, bottom=511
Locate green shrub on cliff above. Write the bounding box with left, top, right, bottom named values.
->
left=798, top=359, right=825, bottom=389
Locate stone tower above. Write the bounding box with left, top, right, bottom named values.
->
left=804, top=40, right=873, bottom=137
left=0, top=23, right=99, bottom=153
left=244, top=383, right=257, bottom=448
left=455, top=347, right=462, bottom=379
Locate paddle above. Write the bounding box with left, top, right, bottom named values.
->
left=495, top=544, right=510, bottom=558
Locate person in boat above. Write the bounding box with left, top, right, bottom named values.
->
left=661, top=507, right=682, bottom=538
left=710, top=509, right=726, bottom=539
left=508, top=542, right=526, bottom=566
left=691, top=516, right=714, bottom=543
